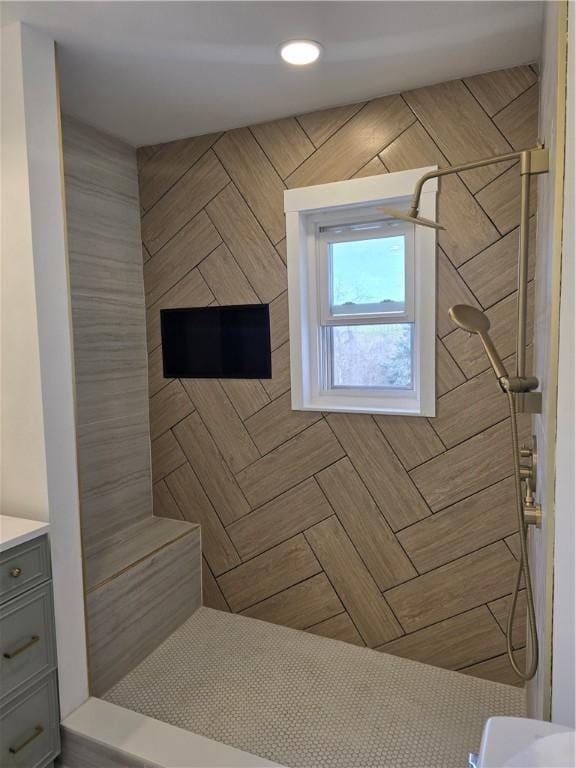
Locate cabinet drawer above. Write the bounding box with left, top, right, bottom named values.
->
left=0, top=538, right=51, bottom=606
left=0, top=673, right=60, bottom=768
left=0, top=583, right=57, bottom=701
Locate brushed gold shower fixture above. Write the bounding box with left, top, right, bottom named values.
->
left=448, top=305, right=539, bottom=394
left=382, top=146, right=551, bottom=683
left=379, top=144, right=549, bottom=414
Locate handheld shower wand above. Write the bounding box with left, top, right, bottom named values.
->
left=449, top=304, right=538, bottom=681
left=448, top=306, right=539, bottom=395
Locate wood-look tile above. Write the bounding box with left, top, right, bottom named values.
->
left=227, top=478, right=334, bottom=561
left=379, top=606, right=506, bottom=670
left=151, top=430, right=186, bottom=483
left=214, top=128, right=286, bottom=244
left=66, top=183, right=144, bottom=298
left=327, top=414, right=430, bottom=530
left=409, top=420, right=523, bottom=512
left=352, top=156, right=387, bottom=178
left=237, top=421, right=344, bottom=508
left=269, top=291, right=290, bottom=350
left=146, top=267, right=214, bottom=353
left=297, top=102, right=365, bottom=147
left=317, top=459, right=416, bottom=589
left=141, top=150, right=229, bottom=255
left=434, top=363, right=512, bottom=448
left=149, top=379, right=193, bottom=441
left=262, top=341, right=291, bottom=399
left=275, top=238, right=287, bottom=264
left=137, top=143, right=161, bottom=171
left=476, top=163, right=537, bottom=235
left=464, top=66, right=537, bottom=117
left=139, top=133, right=221, bottom=211
left=403, top=80, right=514, bottom=193
left=72, top=294, right=149, bottom=427
left=305, top=517, right=403, bottom=647
left=443, top=283, right=534, bottom=378
left=287, top=96, right=414, bottom=188
left=306, top=612, right=365, bottom=646
left=220, top=379, right=270, bottom=421
left=242, top=573, right=342, bottom=630
left=199, top=243, right=259, bottom=304
left=85, top=516, right=196, bottom=589
left=182, top=379, right=259, bottom=473
left=202, top=558, right=230, bottom=612
left=143, top=210, right=221, bottom=307
left=437, top=249, right=482, bottom=337
left=142, top=242, right=151, bottom=263
left=217, top=535, right=321, bottom=612
left=380, top=122, right=499, bottom=265
left=173, top=412, right=250, bottom=525
left=385, top=541, right=518, bottom=632
left=437, top=339, right=466, bottom=396
left=489, top=591, right=527, bottom=649
left=459, top=650, right=525, bottom=687
left=505, top=533, right=521, bottom=559
left=245, top=392, right=322, bottom=454
left=251, top=118, right=315, bottom=179
left=459, top=217, right=536, bottom=309
left=148, top=345, right=171, bottom=398
left=77, top=415, right=153, bottom=551
left=63, top=116, right=139, bottom=202
left=397, top=476, right=517, bottom=573
left=86, top=529, right=201, bottom=695
left=206, top=184, right=286, bottom=302
left=493, top=84, right=539, bottom=151
left=374, top=415, right=445, bottom=470
left=153, top=480, right=182, bottom=521
left=165, top=462, right=240, bottom=575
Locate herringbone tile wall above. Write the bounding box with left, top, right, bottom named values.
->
left=138, top=65, right=538, bottom=686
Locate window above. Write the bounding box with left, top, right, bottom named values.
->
left=284, top=168, right=437, bottom=416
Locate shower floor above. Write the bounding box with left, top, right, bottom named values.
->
left=104, top=607, right=525, bottom=768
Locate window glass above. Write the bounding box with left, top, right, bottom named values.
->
left=330, top=235, right=405, bottom=315
left=330, top=323, right=413, bottom=389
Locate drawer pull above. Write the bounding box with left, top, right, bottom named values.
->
left=3, top=635, right=40, bottom=659
left=9, top=567, right=22, bottom=578
left=9, top=725, right=44, bottom=754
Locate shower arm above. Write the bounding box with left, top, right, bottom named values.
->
left=407, top=146, right=549, bottom=399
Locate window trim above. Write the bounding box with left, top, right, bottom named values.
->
left=284, top=167, right=438, bottom=417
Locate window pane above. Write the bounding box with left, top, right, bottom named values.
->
left=330, top=236, right=405, bottom=314
left=330, top=324, right=412, bottom=389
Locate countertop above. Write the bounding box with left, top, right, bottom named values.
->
left=0, top=515, right=50, bottom=553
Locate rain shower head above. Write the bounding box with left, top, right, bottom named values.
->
left=449, top=304, right=509, bottom=383
left=378, top=206, right=445, bottom=230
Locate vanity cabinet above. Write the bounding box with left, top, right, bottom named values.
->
left=0, top=536, right=60, bottom=767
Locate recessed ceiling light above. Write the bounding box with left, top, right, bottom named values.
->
left=280, top=40, right=322, bottom=66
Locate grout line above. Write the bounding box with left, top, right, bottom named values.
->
left=140, top=136, right=222, bottom=216
left=146, top=238, right=223, bottom=312
left=302, top=524, right=372, bottom=645
left=293, top=100, right=367, bottom=152
left=461, top=79, right=516, bottom=153
left=212, top=140, right=287, bottom=247
left=143, top=156, right=230, bottom=258
left=490, top=81, right=538, bottom=120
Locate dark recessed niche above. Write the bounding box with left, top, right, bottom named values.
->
left=160, top=304, right=271, bottom=379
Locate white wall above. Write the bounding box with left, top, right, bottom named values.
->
left=528, top=0, right=569, bottom=721
left=1, top=22, right=49, bottom=519
left=551, top=1, right=575, bottom=729
left=0, top=22, right=89, bottom=718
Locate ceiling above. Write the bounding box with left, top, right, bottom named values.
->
left=2, top=1, right=543, bottom=147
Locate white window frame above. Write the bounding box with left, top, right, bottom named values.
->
left=284, top=167, right=438, bottom=416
